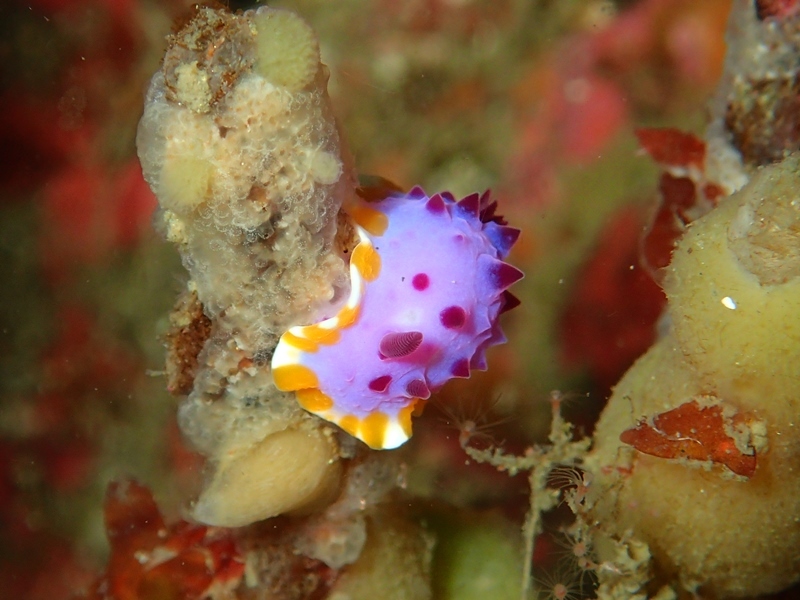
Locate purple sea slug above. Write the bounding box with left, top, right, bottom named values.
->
left=271, top=187, right=523, bottom=449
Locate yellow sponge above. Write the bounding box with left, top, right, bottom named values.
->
left=253, top=8, right=320, bottom=91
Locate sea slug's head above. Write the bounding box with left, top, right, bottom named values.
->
left=272, top=187, right=523, bottom=449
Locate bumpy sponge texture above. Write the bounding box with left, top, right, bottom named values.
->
left=253, top=7, right=320, bottom=91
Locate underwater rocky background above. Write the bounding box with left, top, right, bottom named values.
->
left=1, top=0, right=799, bottom=598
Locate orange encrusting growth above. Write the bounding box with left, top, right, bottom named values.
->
left=619, top=398, right=758, bottom=478
left=88, top=480, right=245, bottom=598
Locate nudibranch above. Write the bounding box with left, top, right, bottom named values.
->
left=271, top=187, right=522, bottom=449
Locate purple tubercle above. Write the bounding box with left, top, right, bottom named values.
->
left=486, top=225, right=521, bottom=257
left=408, top=185, right=427, bottom=199
left=482, top=256, right=525, bottom=290
left=500, top=290, right=522, bottom=314
left=425, top=194, right=446, bottom=214
left=456, top=192, right=481, bottom=219
left=451, top=358, right=471, bottom=378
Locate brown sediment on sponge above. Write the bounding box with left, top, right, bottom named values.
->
left=137, top=5, right=358, bottom=526
left=162, top=6, right=257, bottom=113
left=724, top=74, right=800, bottom=167
left=706, top=0, right=800, bottom=187
left=164, top=288, right=212, bottom=396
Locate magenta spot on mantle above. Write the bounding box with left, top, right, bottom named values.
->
left=368, top=375, right=392, bottom=392
left=412, top=273, right=429, bottom=290
left=440, top=305, right=466, bottom=329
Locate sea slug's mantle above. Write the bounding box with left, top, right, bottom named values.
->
left=272, top=188, right=522, bottom=449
